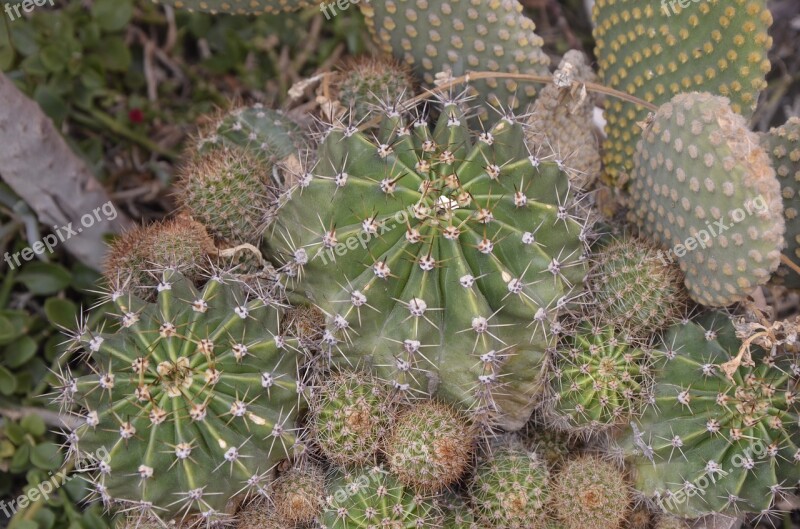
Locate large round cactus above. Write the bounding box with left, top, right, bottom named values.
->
left=620, top=312, right=800, bottom=517
left=59, top=270, right=303, bottom=522
left=266, top=98, right=589, bottom=429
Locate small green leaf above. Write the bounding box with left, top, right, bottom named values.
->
left=31, top=443, right=62, bottom=470
left=10, top=443, right=31, bottom=472
left=0, top=366, right=17, bottom=396
left=39, top=45, right=69, bottom=73
left=91, top=0, right=133, bottom=31
left=0, top=316, right=17, bottom=344
left=44, top=298, right=77, bottom=329
left=21, top=414, right=46, bottom=437
left=5, top=336, right=38, bottom=369
left=12, top=520, right=39, bottom=529
left=16, top=263, right=71, bottom=296
left=33, top=508, right=56, bottom=529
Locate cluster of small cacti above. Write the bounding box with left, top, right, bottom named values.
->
left=54, top=0, right=800, bottom=528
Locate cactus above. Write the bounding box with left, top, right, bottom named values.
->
left=525, top=50, right=602, bottom=191
left=589, top=236, right=686, bottom=339
left=761, top=117, right=800, bottom=288
left=266, top=97, right=589, bottom=429
left=470, top=447, right=550, bottom=529
left=626, top=92, right=785, bottom=307
left=156, top=0, right=320, bottom=15
left=270, top=464, right=326, bottom=526
left=522, top=417, right=576, bottom=468
left=235, top=499, right=281, bottom=529
left=550, top=455, right=630, bottom=529
left=361, top=0, right=550, bottom=118
left=592, top=0, right=773, bottom=186
left=550, top=322, right=650, bottom=433
left=104, top=216, right=215, bottom=299
left=653, top=515, right=690, bottom=529
left=620, top=312, right=800, bottom=517
left=384, top=400, right=476, bottom=493
left=331, top=56, right=415, bottom=124
left=440, top=495, right=480, bottom=529
left=280, top=305, right=326, bottom=350
left=321, top=466, right=442, bottom=528
left=60, top=270, right=303, bottom=522
left=310, top=372, right=394, bottom=466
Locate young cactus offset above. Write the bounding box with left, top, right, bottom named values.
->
left=332, top=56, right=415, bottom=123
left=761, top=117, right=800, bottom=288
left=59, top=270, right=303, bottom=522
left=270, top=464, right=326, bottom=526
left=362, top=0, right=550, bottom=117
left=550, top=322, right=651, bottom=434
left=550, top=455, right=631, bottom=529
left=267, top=98, right=589, bottom=429
left=627, top=92, right=784, bottom=307
left=470, top=446, right=550, bottom=529
left=620, top=312, right=800, bottom=517
left=592, top=0, right=773, bottom=186
left=321, top=466, right=442, bottom=528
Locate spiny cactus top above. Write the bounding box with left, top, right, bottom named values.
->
left=621, top=312, right=800, bottom=517
left=362, top=0, right=550, bottom=118
left=627, top=92, right=784, bottom=307
left=592, top=0, right=772, bottom=186
left=267, top=97, right=589, bottom=429
left=60, top=270, right=303, bottom=522
left=550, top=456, right=630, bottom=529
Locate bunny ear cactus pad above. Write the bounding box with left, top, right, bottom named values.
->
left=761, top=117, right=800, bottom=288
left=362, top=0, right=550, bottom=117
left=620, top=312, right=800, bottom=517
left=592, top=0, right=772, bottom=186
left=157, top=0, right=319, bottom=15
left=627, top=92, right=784, bottom=307
left=60, top=270, right=303, bottom=521
left=267, top=100, right=589, bottom=430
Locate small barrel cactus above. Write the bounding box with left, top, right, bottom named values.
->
left=270, top=464, right=326, bottom=527
left=321, top=466, right=442, bottom=528
left=60, top=270, right=303, bottom=522
left=620, top=312, right=800, bottom=517
left=470, top=447, right=550, bottom=529
left=627, top=92, right=785, bottom=307
left=550, top=455, right=630, bottom=529
left=310, top=372, right=394, bottom=466
left=550, top=322, right=651, bottom=433
left=589, top=236, right=686, bottom=339
left=332, top=56, right=415, bottom=123
left=235, top=499, right=281, bottom=529
left=592, top=0, right=773, bottom=186
left=267, top=97, right=589, bottom=430
left=761, top=117, right=800, bottom=288
left=104, top=216, right=215, bottom=298
left=384, top=400, right=476, bottom=493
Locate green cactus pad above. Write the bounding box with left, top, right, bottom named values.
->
left=321, top=466, right=442, bottom=528
left=551, top=323, right=650, bottom=433
left=362, top=0, right=549, bottom=117
left=627, top=92, right=784, bottom=307
left=590, top=236, right=686, bottom=339
left=384, top=400, right=476, bottom=492
left=551, top=456, right=631, bottom=529
left=620, top=312, right=800, bottom=517
left=593, top=0, right=772, bottom=186
left=470, top=447, right=550, bottom=529
left=61, top=270, right=303, bottom=521
left=267, top=99, right=588, bottom=429
left=156, top=0, right=319, bottom=15
left=761, top=117, right=800, bottom=288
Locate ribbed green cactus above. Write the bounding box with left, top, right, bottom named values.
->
left=470, top=447, right=550, bottom=529
left=321, top=466, right=442, bottom=528
left=267, top=98, right=589, bottom=429
left=761, top=117, right=800, bottom=288
left=156, top=0, right=319, bottom=15
left=441, top=495, right=480, bottom=529
left=550, top=323, right=650, bottom=433
left=620, top=312, right=800, bottom=517
left=60, top=270, right=302, bottom=522
left=550, top=456, right=631, bottom=529
left=384, top=400, right=476, bottom=492
left=592, top=0, right=773, bottom=186
left=310, top=372, right=394, bottom=466
left=362, top=0, right=550, bottom=117
left=626, top=92, right=785, bottom=307
left=590, top=236, right=686, bottom=339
